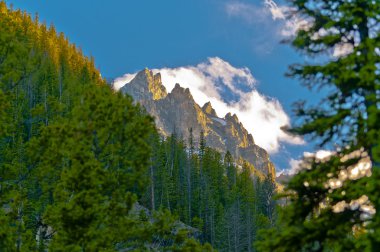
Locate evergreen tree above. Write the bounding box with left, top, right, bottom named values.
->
left=0, top=1, right=277, bottom=250
left=257, top=0, right=380, bottom=251
left=142, top=131, right=275, bottom=251
left=27, top=86, right=154, bottom=250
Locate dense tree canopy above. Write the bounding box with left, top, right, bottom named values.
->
left=27, top=86, right=155, bottom=250
left=140, top=132, right=276, bottom=251
left=0, top=1, right=277, bottom=251
left=257, top=0, right=380, bottom=251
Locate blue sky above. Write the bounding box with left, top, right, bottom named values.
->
left=6, top=0, right=323, bottom=173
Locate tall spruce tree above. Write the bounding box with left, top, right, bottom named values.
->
left=257, top=0, right=380, bottom=251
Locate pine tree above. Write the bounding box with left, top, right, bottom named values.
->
left=257, top=0, right=380, bottom=251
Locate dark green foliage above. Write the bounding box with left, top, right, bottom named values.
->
left=28, top=86, right=155, bottom=250
left=257, top=0, right=380, bottom=251
left=0, top=2, right=218, bottom=250
left=0, top=1, right=278, bottom=251
left=140, top=133, right=277, bottom=251
left=0, top=2, right=106, bottom=250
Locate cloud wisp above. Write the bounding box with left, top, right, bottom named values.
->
left=283, top=150, right=334, bottom=175
left=226, top=0, right=358, bottom=59
left=115, top=57, right=304, bottom=153
left=225, top=0, right=312, bottom=40
left=225, top=2, right=269, bottom=24
left=114, top=73, right=138, bottom=90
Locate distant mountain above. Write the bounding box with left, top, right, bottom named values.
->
left=117, top=69, right=276, bottom=176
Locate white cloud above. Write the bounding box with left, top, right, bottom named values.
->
left=311, top=28, right=355, bottom=58
left=285, top=149, right=334, bottom=175
left=227, top=0, right=358, bottom=58
left=264, top=0, right=285, bottom=20
left=197, top=57, right=256, bottom=93
left=332, top=43, right=354, bottom=58
left=225, top=0, right=312, bottom=39
left=287, top=158, right=303, bottom=175
left=225, top=0, right=286, bottom=23
left=285, top=149, right=373, bottom=184
left=113, top=73, right=137, bottom=90
left=225, top=2, right=268, bottom=24
left=304, top=150, right=333, bottom=160
left=265, top=1, right=313, bottom=38
left=281, top=16, right=312, bottom=37
left=115, top=57, right=304, bottom=153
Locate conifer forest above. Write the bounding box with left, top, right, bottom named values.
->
left=0, top=0, right=379, bottom=251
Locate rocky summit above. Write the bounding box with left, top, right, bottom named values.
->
left=118, top=68, right=275, bottom=176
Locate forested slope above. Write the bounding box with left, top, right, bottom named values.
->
left=140, top=133, right=276, bottom=251
left=0, top=2, right=276, bottom=251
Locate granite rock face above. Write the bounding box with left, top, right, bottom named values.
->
left=119, top=69, right=275, bottom=176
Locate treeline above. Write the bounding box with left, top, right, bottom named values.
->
left=0, top=2, right=276, bottom=251
left=141, top=131, right=276, bottom=251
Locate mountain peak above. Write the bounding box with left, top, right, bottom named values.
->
left=121, top=68, right=167, bottom=101
left=171, top=83, right=193, bottom=99
left=121, top=70, right=274, bottom=177
left=145, top=69, right=167, bottom=100
left=202, top=101, right=217, bottom=117
left=225, top=112, right=239, bottom=124
left=135, top=68, right=150, bottom=79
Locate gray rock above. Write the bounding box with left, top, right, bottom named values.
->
left=119, top=69, right=275, bottom=176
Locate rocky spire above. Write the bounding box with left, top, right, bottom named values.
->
left=145, top=70, right=167, bottom=100
left=224, top=112, right=239, bottom=124
left=120, top=69, right=275, bottom=177
left=202, top=101, right=217, bottom=117
left=170, top=83, right=193, bottom=100
left=120, top=68, right=167, bottom=101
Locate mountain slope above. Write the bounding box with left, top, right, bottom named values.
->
left=119, top=69, right=275, bottom=176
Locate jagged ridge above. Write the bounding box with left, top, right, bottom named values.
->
left=119, top=69, right=275, bottom=176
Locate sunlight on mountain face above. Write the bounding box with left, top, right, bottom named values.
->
left=114, top=57, right=304, bottom=154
